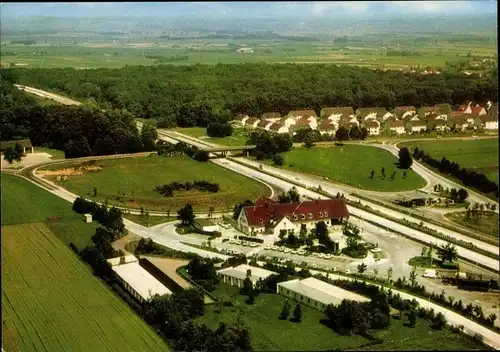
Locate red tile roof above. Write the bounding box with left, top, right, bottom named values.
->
left=388, top=120, right=405, bottom=128
left=242, top=198, right=349, bottom=228
left=471, top=106, right=485, bottom=115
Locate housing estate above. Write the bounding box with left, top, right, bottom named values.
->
left=107, top=255, right=172, bottom=303
left=217, top=264, right=277, bottom=288
left=277, top=277, right=370, bottom=312
left=237, top=197, right=349, bottom=238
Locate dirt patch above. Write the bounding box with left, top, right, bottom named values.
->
left=37, top=165, right=102, bottom=176
left=112, top=233, right=142, bottom=255
left=141, top=256, right=192, bottom=289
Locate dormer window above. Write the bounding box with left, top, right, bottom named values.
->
left=293, top=215, right=298, bottom=220
left=324, top=212, right=328, bottom=218
left=301, top=214, right=306, bottom=220
left=319, top=212, right=323, bottom=217
left=259, top=219, right=263, bottom=224
left=308, top=213, right=313, bottom=219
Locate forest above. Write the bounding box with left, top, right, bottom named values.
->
left=0, top=71, right=155, bottom=158
left=5, top=63, right=497, bottom=128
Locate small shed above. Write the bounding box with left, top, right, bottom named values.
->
left=0, top=139, right=34, bottom=154
left=194, top=218, right=219, bottom=233
left=84, top=214, right=93, bottom=223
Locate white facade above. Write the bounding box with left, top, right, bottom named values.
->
left=484, top=121, right=498, bottom=130
left=368, top=126, right=380, bottom=135
left=389, top=125, right=406, bottom=134
left=277, top=277, right=370, bottom=312
left=108, top=255, right=172, bottom=303
left=217, top=264, right=277, bottom=288
left=410, top=125, right=427, bottom=133
left=238, top=116, right=250, bottom=125
left=84, top=213, right=93, bottom=223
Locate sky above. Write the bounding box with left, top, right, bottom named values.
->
left=0, top=1, right=497, bottom=18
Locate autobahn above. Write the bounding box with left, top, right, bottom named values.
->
left=156, top=130, right=499, bottom=273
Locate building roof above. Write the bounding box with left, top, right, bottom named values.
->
left=278, top=277, right=370, bottom=306
left=269, top=122, right=285, bottom=131
left=0, top=139, right=33, bottom=151
left=422, top=106, right=436, bottom=113
left=449, top=116, right=469, bottom=125
left=217, top=264, right=277, bottom=283
left=471, top=106, right=486, bottom=115
left=245, top=117, right=260, bottom=125
left=109, top=260, right=172, bottom=301
left=433, top=103, right=452, bottom=114
left=262, top=112, right=281, bottom=119
left=355, top=107, right=387, bottom=117
left=394, top=106, right=416, bottom=112
left=194, top=218, right=217, bottom=227
left=321, top=107, right=354, bottom=117
left=387, top=120, right=405, bottom=128
left=408, top=120, right=427, bottom=127
left=288, top=109, right=317, bottom=118
left=317, top=120, right=337, bottom=131
left=234, top=114, right=249, bottom=121
left=364, top=120, right=380, bottom=128
left=481, top=106, right=498, bottom=122
left=257, top=119, right=272, bottom=128
left=108, top=255, right=139, bottom=267
left=242, top=198, right=349, bottom=228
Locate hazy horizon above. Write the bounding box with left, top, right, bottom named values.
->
left=1, top=1, right=497, bottom=19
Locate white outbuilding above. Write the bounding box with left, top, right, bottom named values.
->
left=216, top=264, right=277, bottom=288
left=277, top=277, right=370, bottom=311
left=84, top=213, right=93, bottom=223
left=107, top=255, right=172, bottom=303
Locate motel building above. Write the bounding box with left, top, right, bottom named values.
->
left=216, top=264, right=278, bottom=288
left=277, top=277, right=370, bottom=312
left=237, top=197, right=349, bottom=243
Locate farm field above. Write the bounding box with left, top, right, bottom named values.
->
left=1, top=174, right=97, bottom=249
left=1, top=37, right=497, bottom=70
left=262, top=145, right=427, bottom=192
left=39, top=155, right=271, bottom=212
left=399, top=139, right=499, bottom=185
left=196, top=283, right=486, bottom=351
left=170, top=127, right=249, bottom=146
left=445, top=211, right=499, bottom=239
left=122, top=213, right=176, bottom=227
left=1, top=222, right=170, bottom=352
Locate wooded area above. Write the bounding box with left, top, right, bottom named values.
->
left=5, top=63, right=497, bottom=128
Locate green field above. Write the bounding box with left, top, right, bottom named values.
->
left=170, top=126, right=249, bottom=146
left=1, top=37, right=496, bottom=70
left=196, top=283, right=486, bottom=351
left=40, top=155, right=271, bottom=212
left=122, top=213, right=176, bottom=227
left=400, top=139, right=499, bottom=184
left=1, top=174, right=97, bottom=249
left=265, top=145, right=427, bottom=192
left=34, top=147, right=66, bottom=159
left=445, top=211, right=499, bottom=239
left=1, top=222, right=170, bottom=352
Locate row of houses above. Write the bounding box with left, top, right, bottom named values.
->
left=233, top=101, right=498, bottom=136
left=216, top=264, right=369, bottom=312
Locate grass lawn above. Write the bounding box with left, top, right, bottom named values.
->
left=171, top=127, right=250, bottom=146
left=123, top=213, right=176, bottom=227
left=34, top=147, right=66, bottom=159
left=399, top=139, right=499, bottom=185
left=266, top=145, right=426, bottom=192
left=445, top=211, right=499, bottom=239
left=1, top=174, right=97, bottom=249
left=1, top=222, right=170, bottom=352
left=198, top=283, right=486, bottom=351
left=40, top=155, right=270, bottom=212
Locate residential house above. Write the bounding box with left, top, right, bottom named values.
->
left=244, top=117, right=260, bottom=128
left=237, top=197, right=349, bottom=238
left=289, top=118, right=317, bottom=134
left=364, top=119, right=380, bottom=136
left=217, top=264, right=277, bottom=288
left=269, top=122, right=289, bottom=134
left=448, top=116, right=469, bottom=132
left=261, top=112, right=282, bottom=122
left=480, top=106, right=498, bottom=130
left=407, top=120, right=427, bottom=133
left=392, top=106, right=417, bottom=119
left=457, top=102, right=472, bottom=114
left=429, top=119, right=450, bottom=132
left=418, top=106, right=436, bottom=118
left=233, top=114, right=250, bottom=125
left=287, top=109, right=318, bottom=121
left=280, top=116, right=297, bottom=128
left=277, top=277, right=370, bottom=312
left=387, top=120, right=406, bottom=134
left=471, top=106, right=487, bottom=116
left=356, top=107, right=392, bottom=122
left=321, top=107, right=355, bottom=124
left=257, top=119, right=274, bottom=130
left=317, top=120, right=338, bottom=135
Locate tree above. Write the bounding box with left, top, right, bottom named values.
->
left=233, top=200, right=254, bottom=220
left=390, top=170, right=396, bottom=180
left=421, top=246, right=427, bottom=257
left=273, top=153, right=284, bottom=166
left=373, top=268, right=379, bottom=278
left=207, top=122, right=233, bottom=138
left=457, top=188, right=469, bottom=202
left=403, top=171, right=407, bottom=179
left=437, top=243, right=458, bottom=263
left=370, top=169, right=375, bottom=179
left=409, top=266, right=417, bottom=289
left=293, top=303, right=302, bottom=322
left=357, top=263, right=367, bottom=274
left=303, top=133, right=315, bottom=148
left=279, top=300, right=291, bottom=320
left=92, top=187, right=98, bottom=197
left=433, top=312, right=447, bottom=330
left=408, top=308, right=417, bottom=328
left=335, top=126, right=349, bottom=143
left=387, top=267, right=393, bottom=283
left=177, top=204, right=195, bottom=225
left=3, top=143, right=24, bottom=164
left=398, top=147, right=413, bottom=169
left=381, top=167, right=386, bottom=178
left=140, top=122, right=158, bottom=151
left=278, top=186, right=300, bottom=203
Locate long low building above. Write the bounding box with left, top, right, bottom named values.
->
left=107, top=255, right=172, bottom=303
left=277, top=277, right=370, bottom=311
left=217, top=264, right=278, bottom=288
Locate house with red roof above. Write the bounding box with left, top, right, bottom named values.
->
left=237, top=197, right=349, bottom=237
left=471, top=105, right=487, bottom=116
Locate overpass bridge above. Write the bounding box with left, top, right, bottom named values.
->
left=198, top=145, right=256, bottom=157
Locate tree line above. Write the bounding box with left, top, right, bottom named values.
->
left=413, top=147, right=498, bottom=196
left=4, top=62, right=496, bottom=128
left=0, top=76, right=157, bottom=158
